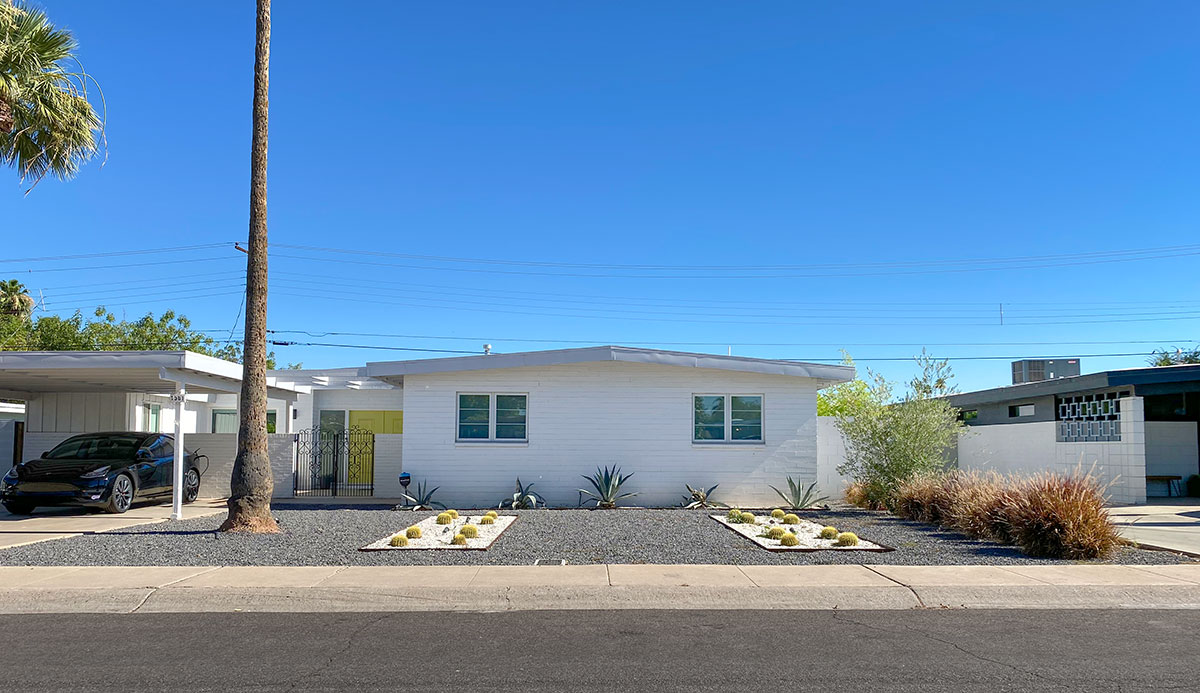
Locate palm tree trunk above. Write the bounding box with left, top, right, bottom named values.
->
left=221, top=0, right=278, bottom=533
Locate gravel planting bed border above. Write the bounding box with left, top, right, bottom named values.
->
left=360, top=513, right=516, bottom=551
left=712, top=514, right=892, bottom=552
left=0, top=504, right=1192, bottom=567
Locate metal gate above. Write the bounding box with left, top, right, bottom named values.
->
left=294, top=426, right=375, bottom=497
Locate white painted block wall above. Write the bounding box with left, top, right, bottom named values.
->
left=956, top=421, right=1059, bottom=476
left=373, top=434, right=404, bottom=498
left=401, top=362, right=822, bottom=508
left=815, top=417, right=853, bottom=498
left=1144, top=421, right=1199, bottom=484
left=0, top=420, right=15, bottom=468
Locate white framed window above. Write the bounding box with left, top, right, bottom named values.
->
left=693, top=394, right=763, bottom=443
left=144, top=403, right=161, bottom=433
left=457, top=393, right=527, bottom=442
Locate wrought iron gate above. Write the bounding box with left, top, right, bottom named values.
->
left=294, top=426, right=375, bottom=497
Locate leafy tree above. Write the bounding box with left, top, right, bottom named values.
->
left=834, top=350, right=964, bottom=510
left=817, top=352, right=873, bottom=416
left=0, top=1, right=103, bottom=188
left=221, top=0, right=277, bottom=534
left=1149, top=346, right=1200, bottom=366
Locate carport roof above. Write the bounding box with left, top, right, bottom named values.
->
left=364, top=345, right=855, bottom=386
left=0, top=351, right=307, bottom=400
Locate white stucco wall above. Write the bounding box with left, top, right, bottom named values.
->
left=401, top=361, right=821, bottom=508
left=957, top=421, right=1059, bottom=476
left=1144, top=421, right=1198, bottom=495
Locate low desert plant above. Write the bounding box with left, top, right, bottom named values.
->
left=766, top=526, right=786, bottom=539
left=1004, top=471, right=1120, bottom=560
left=499, top=477, right=544, bottom=510
left=446, top=509, right=460, bottom=519
left=436, top=512, right=453, bottom=525
left=485, top=510, right=499, bottom=519
left=739, top=511, right=756, bottom=524
left=819, top=526, right=839, bottom=540
left=405, top=526, right=422, bottom=539
left=398, top=479, right=446, bottom=511
left=782, top=513, right=800, bottom=525
left=770, top=477, right=830, bottom=510
left=479, top=515, right=496, bottom=525
left=727, top=508, right=744, bottom=522
left=451, top=533, right=468, bottom=545
left=770, top=509, right=785, bottom=519
left=578, top=465, right=639, bottom=509
left=682, top=483, right=727, bottom=509
left=460, top=524, right=479, bottom=538
left=779, top=532, right=799, bottom=547
left=389, top=534, right=409, bottom=547
left=835, top=532, right=859, bottom=546
left=844, top=480, right=871, bottom=508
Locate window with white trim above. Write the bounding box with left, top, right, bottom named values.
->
left=693, top=394, right=762, bottom=442
left=457, top=393, right=527, bottom=441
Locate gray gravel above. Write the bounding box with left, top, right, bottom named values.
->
left=0, top=504, right=1193, bottom=566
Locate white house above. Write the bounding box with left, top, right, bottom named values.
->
left=0, top=347, right=852, bottom=508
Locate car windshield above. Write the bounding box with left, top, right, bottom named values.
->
left=44, top=435, right=145, bottom=461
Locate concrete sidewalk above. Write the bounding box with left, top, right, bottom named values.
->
left=1111, top=500, right=1200, bottom=557
left=0, top=499, right=226, bottom=549
left=1, top=563, right=1197, bottom=613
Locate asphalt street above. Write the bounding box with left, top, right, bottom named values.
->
left=2, top=609, right=1196, bottom=692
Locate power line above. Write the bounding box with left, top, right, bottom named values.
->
left=0, top=243, right=235, bottom=264
left=7, top=256, right=242, bottom=274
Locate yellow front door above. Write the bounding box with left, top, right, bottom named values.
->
left=347, top=410, right=403, bottom=484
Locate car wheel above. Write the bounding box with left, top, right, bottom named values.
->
left=3, top=502, right=36, bottom=515
left=105, top=474, right=134, bottom=514
left=183, top=468, right=200, bottom=504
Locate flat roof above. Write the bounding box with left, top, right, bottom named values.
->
left=365, top=345, right=855, bottom=385
left=0, top=351, right=306, bottom=399
left=948, top=363, right=1200, bottom=407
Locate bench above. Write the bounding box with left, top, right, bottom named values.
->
left=1146, top=475, right=1183, bottom=497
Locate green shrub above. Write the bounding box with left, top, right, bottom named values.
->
left=739, top=512, right=756, bottom=524
left=460, top=524, right=479, bottom=538
left=779, top=532, right=799, bottom=547
left=835, top=532, right=859, bottom=546
left=819, top=526, right=839, bottom=540
left=436, top=512, right=453, bottom=525
left=405, top=526, right=422, bottom=539
left=770, top=509, right=785, bottom=519
left=446, top=509, right=460, bottom=519
left=727, top=508, right=743, bottom=522
left=389, top=534, right=409, bottom=547
left=451, top=533, right=468, bottom=545
left=766, top=526, right=786, bottom=539
left=479, top=515, right=496, bottom=525
left=782, top=513, right=800, bottom=525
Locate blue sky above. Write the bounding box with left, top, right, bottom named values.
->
left=4, top=1, right=1199, bottom=391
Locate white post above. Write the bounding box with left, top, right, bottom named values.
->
left=171, top=383, right=187, bottom=520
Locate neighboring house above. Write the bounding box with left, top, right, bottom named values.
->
left=948, top=363, right=1200, bottom=504
left=0, top=347, right=852, bottom=507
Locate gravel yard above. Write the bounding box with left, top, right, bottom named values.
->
left=0, top=504, right=1192, bottom=566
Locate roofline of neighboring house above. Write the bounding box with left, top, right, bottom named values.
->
left=946, top=363, right=1200, bottom=407
left=364, top=345, right=855, bottom=384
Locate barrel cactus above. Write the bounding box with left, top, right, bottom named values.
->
left=739, top=511, right=756, bottom=524
left=766, top=526, right=786, bottom=539
left=446, top=509, right=460, bottom=519
left=780, top=532, right=799, bottom=547
left=389, top=534, right=409, bottom=547
left=485, top=510, right=499, bottom=519
left=727, top=508, right=743, bottom=522
left=782, top=513, right=800, bottom=525
left=460, top=524, right=479, bottom=538
left=819, top=526, right=839, bottom=540
left=835, top=532, right=859, bottom=547
left=405, top=526, right=422, bottom=539
left=436, top=512, right=453, bottom=525
left=479, top=515, right=496, bottom=525
left=451, top=533, right=468, bottom=545
left=770, top=509, right=785, bottom=519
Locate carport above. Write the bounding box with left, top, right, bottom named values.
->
left=0, top=351, right=306, bottom=519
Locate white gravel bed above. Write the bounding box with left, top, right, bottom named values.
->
left=713, top=513, right=889, bottom=551
left=361, top=513, right=516, bottom=551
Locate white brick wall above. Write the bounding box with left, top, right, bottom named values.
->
left=268, top=433, right=296, bottom=498
left=815, top=417, right=853, bottom=497
left=401, top=361, right=821, bottom=508
left=957, top=421, right=1059, bottom=476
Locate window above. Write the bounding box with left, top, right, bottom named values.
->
left=212, top=409, right=237, bottom=434
left=144, top=403, right=161, bottom=433
left=1008, top=404, right=1035, bottom=418
left=267, top=411, right=277, bottom=434
left=960, top=410, right=979, bottom=422
left=457, top=393, right=527, bottom=442
left=694, top=394, right=762, bottom=442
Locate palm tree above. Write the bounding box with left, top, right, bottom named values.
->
left=0, top=279, right=34, bottom=318
left=0, top=1, right=103, bottom=188
left=220, top=0, right=277, bottom=533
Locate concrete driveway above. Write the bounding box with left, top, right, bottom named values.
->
left=1111, top=499, right=1200, bottom=557
left=0, top=498, right=225, bottom=550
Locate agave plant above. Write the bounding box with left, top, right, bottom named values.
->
left=397, top=479, right=446, bottom=511
left=578, top=465, right=638, bottom=509
left=682, top=483, right=727, bottom=509
left=499, top=477, right=544, bottom=510
left=769, top=477, right=829, bottom=510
